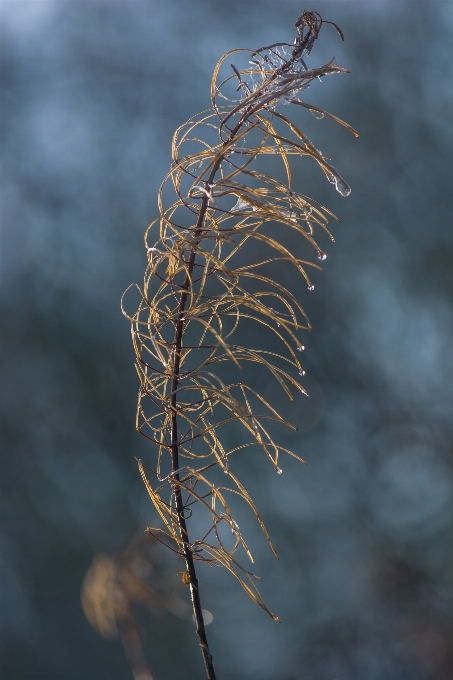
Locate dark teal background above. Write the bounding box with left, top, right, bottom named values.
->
left=1, top=1, right=452, bottom=678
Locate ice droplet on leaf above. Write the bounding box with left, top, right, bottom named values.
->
left=325, top=168, right=351, bottom=197
left=335, top=177, right=351, bottom=196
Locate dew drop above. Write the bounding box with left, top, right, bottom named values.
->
left=317, top=251, right=327, bottom=261
left=325, top=171, right=336, bottom=185
left=335, top=177, right=351, bottom=197
left=297, top=345, right=305, bottom=352
left=276, top=467, right=283, bottom=475
left=308, top=284, right=315, bottom=291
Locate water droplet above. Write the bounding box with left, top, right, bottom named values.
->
left=308, top=284, right=315, bottom=291
left=297, top=345, right=305, bottom=352
left=324, top=166, right=351, bottom=197
left=277, top=322, right=280, bottom=327
left=325, top=171, right=336, bottom=185
left=298, top=370, right=305, bottom=376
left=276, top=467, right=283, bottom=475
left=317, top=251, right=327, bottom=261
left=335, top=177, right=351, bottom=197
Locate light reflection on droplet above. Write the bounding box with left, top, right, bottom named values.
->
left=335, top=177, right=351, bottom=197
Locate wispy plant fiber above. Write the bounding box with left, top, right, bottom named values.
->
left=123, top=9, right=356, bottom=676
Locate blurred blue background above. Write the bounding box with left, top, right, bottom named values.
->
left=1, top=1, right=452, bottom=678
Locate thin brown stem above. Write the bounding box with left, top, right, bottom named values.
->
left=170, top=231, right=216, bottom=677
left=169, top=119, right=246, bottom=680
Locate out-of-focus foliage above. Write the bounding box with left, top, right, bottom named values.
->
left=1, top=1, right=452, bottom=679
left=82, top=531, right=190, bottom=680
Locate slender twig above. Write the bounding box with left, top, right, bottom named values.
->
left=169, top=116, right=247, bottom=679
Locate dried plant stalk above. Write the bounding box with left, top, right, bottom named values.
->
left=123, top=11, right=357, bottom=679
